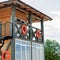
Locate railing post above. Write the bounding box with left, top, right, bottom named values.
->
left=10, top=4, right=16, bottom=60
left=28, top=12, right=32, bottom=60
left=41, top=19, right=45, bottom=60
left=41, top=19, right=44, bottom=43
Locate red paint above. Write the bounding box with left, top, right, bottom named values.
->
left=36, top=30, right=41, bottom=39
left=21, top=24, right=27, bottom=35
left=2, top=51, right=11, bottom=60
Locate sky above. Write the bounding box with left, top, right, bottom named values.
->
left=0, top=0, right=60, bottom=43
left=21, top=0, right=60, bottom=43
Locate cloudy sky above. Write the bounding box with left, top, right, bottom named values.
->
left=21, top=0, right=60, bottom=43
left=0, top=0, right=60, bottom=43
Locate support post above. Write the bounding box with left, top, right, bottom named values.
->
left=28, top=12, right=32, bottom=60
left=10, top=4, right=16, bottom=60
left=41, top=19, right=45, bottom=60
left=41, top=19, right=44, bottom=43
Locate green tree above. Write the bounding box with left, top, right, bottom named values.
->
left=44, top=39, right=60, bottom=60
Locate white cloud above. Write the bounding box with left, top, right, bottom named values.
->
left=49, top=10, right=60, bottom=16
left=32, top=10, right=60, bottom=43
left=0, top=0, right=8, bottom=2
left=44, top=11, right=60, bottom=43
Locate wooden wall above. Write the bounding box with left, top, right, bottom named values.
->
left=0, top=7, right=28, bottom=60
left=0, top=7, right=11, bottom=60
left=16, top=10, right=28, bottom=22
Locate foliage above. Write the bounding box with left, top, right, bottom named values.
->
left=44, top=39, right=60, bottom=60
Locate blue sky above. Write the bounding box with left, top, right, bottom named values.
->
left=0, top=0, right=60, bottom=43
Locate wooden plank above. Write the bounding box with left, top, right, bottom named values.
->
left=16, top=10, right=28, bottom=21
left=0, top=7, right=11, bottom=21
left=0, top=7, right=11, bottom=36
left=0, top=7, right=11, bottom=60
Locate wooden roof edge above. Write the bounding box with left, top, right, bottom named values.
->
left=17, top=0, right=53, bottom=21
left=0, top=0, right=53, bottom=21
left=0, top=1, right=17, bottom=9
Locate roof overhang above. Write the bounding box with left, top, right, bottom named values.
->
left=0, top=0, right=52, bottom=22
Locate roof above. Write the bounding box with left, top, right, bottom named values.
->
left=0, top=0, right=52, bottom=22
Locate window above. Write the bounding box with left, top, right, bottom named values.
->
left=15, top=39, right=44, bottom=60
left=32, top=42, right=40, bottom=60
left=15, top=39, right=31, bottom=60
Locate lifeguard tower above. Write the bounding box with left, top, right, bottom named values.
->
left=0, top=0, right=52, bottom=60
